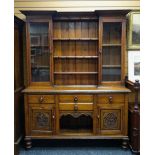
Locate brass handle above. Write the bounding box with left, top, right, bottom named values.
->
left=109, top=96, right=113, bottom=103
left=74, top=96, right=78, bottom=102
left=39, top=96, right=44, bottom=103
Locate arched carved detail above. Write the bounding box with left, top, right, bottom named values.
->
left=60, top=112, right=93, bottom=118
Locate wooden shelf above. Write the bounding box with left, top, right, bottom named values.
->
left=102, top=65, right=121, bottom=68
left=54, top=72, right=98, bottom=75
left=54, top=56, right=98, bottom=59
left=53, top=38, right=98, bottom=41
left=102, top=44, right=121, bottom=47
left=32, top=66, right=49, bottom=68
left=31, top=45, right=48, bottom=47
left=30, top=33, right=48, bottom=35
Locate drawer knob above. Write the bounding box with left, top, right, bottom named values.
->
left=74, top=96, right=78, bottom=102
left=109, top=96, right=113, bottom=103
left=74, top=104, right=78, bottom=111
left=39, top=96, right=44, bottom=103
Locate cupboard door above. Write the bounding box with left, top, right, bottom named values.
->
left=28, top=20, right=52, bottom=84
left=97, top=104, right=124, bottom=135
left=99, top=17, right=126, bottom=84
left=28, top=104, right=55, bottom=136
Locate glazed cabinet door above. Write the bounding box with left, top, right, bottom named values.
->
left=28, top=104, right=55, bottom=136
left=99, top=17, right=126, bottom=84
left=97, top=104, right=124, bottom=135
left=26, top=18, right=53, bottom=85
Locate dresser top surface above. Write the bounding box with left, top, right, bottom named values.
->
left=23, top=86, right=131, bottom=94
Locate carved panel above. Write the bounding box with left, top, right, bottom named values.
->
left=34, top=111, right=50, bottom=129
left=32, top=110, right=52, bottom=131
left=101, top=110, right=121, bottom=130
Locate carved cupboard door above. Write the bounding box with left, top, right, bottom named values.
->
left=97, top=104, right=124, bottom=135
left=28, top=104, right=55, bottom=136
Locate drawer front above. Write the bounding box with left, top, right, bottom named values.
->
left=28, top=95, right=55, bottom=104
left=59, top=95, right=93, bottom=103
left=59, top=103, right=93, bottom=111
left=98, top=94, right=124, bottom=104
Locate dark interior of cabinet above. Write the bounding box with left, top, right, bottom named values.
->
left=53, top=20, right=98, bottom=85
left=102, top=22, right=122, bottom=82
left=30, top=22, right=50, bottom=82
left=60, top=113, right=93, bottom=134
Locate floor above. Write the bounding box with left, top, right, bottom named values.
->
left=19, top=140, right=133, bottom=155
left=20, top=147, right=132, bottom=155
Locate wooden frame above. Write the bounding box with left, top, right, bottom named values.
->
left=127, top=11, right=140, bottom=50
left=128, top=51, right=140, bottom=82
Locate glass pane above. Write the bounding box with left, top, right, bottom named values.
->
left=102, top=22, right=122, bottom=82
left=132, top=14, right=140, bottom=45
left=102, top=47, right=121, bottom=66
left=103, top=23, right=121, bottom=44
left=30, top=22, right=50, bottom=82
left=102, top=68, right=121, bottom=81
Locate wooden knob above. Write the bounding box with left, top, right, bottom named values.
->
left=39, top=96, right=44, bottom=103
left=74, top=96, right=78, bottom=102
left=109, top=96, right=113, bottom=103
left=74, top=104, right=78, bottom=111
left=97, top=115, right=100, bottom=119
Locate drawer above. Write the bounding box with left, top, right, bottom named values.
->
left=98, top=94, right=124, bottom=104
left=28, top=95, right=55, bottom=104
left=59, top=95, right=93, bottom=103
left=59, top=103, right=93, bottom=111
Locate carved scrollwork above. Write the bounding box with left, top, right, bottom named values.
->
left=60, top=112, right=92, bottom=118
left=35, top=112, right=49, bottom=128
left=103, top=112, right=118, bottom=129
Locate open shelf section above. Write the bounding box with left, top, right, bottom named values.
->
left=53, top=19, right=98, bottom=85
left=54, top=56, right=98, bottom=59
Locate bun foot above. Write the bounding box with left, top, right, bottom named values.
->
left=24, top=137, right=32, bottom=149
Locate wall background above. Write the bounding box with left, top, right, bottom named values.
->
left=14, top=0, right=140, bottom=20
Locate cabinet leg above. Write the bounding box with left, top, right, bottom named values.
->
left=122, top=139, right=129, bottom=150
left=24, top=137, right=32, bottom=149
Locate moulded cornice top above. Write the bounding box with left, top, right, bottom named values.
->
left=20, top=10, right=131, bottom=17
